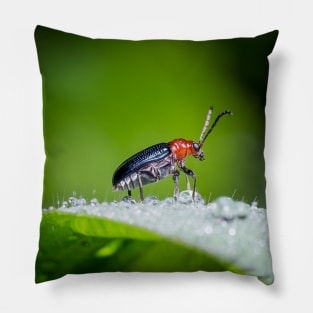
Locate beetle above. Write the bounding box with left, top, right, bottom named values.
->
left=112, top=107, right=232, bottom=201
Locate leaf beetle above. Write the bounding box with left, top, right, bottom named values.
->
left=112, top=107, right=232, bottom=201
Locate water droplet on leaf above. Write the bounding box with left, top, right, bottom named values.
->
left=77, top=198, right=87, bottom=206
left=143, top=196, right=159, bottom=205
left=68, top=197, right=78, bottom=206
left=90, top=198, right=99, bottom=206
left=121, top=196, right=136, bottom=205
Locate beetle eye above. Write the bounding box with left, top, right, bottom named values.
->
left=193, top=142, right=200, bottom=152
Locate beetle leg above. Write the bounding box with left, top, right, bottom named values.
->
left=172, top=169, right=180, bottom=200
left=180, top=166, right=196, bottom=201
left=137, top=173, right=144, bottom=202
left=185, top=175, right=191, bottom=190
left=125, top=183, right=131, bottom=197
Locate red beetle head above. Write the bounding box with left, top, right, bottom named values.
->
left=191, top=142, right=205, bottom=161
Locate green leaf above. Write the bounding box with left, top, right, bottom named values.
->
left=36, top=194, right=274, bottom=284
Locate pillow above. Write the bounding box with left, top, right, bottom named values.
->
left=35, top=25, right=278, bottom=284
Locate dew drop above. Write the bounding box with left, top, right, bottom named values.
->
left=251, top=201, right=258, bottom=210
left=77, top=198, right=87, bottom=206
left=90, top=198, right=99, bottom=206
left=177, top=190, right=204, bottom=204
left=236, top=202, right=249, bottom=219
left=143, top=196, right=159, bottom=205
left=68, top=197, right=78, bottom=206
left=164, top=197, right=174, bottom=203
left=121, top=196, right=136, bottom=205
left=178, top=190, right=193, bottom=204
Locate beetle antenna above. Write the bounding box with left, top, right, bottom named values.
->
left=199, top=107, right=213, bottom=144
left=199, top=108, right=232, bottom=147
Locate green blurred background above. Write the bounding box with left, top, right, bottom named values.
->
left=36, top=26, right=277, bottom=209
